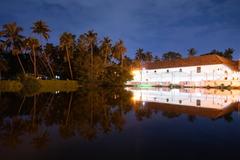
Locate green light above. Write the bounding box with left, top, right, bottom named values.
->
left=137, top=84, right=153, bottom=88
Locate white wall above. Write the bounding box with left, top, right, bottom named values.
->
left=128, top=87, right=240, bottom=110
left=129, top=64, right=240, bottom=86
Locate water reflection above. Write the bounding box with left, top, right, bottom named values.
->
left=0, top=88, right=133, bottom=149
left=0, top=87, right=239, bottom=151
left=128, top=87, right=240, bottom=119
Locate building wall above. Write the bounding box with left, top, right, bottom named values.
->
left=129, top=88, right=240, bottom=109
left=129, top=64, right=240, bottom=87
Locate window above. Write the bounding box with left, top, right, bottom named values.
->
left=179, top=68, right=182, bottom=72
left=196, top=99, right=201, bottom=106
left=197, top=67, right=201, bottom=73
left=166, top=98, right=169, bottom=102
left=167, top=70, right=169, bottom=73
left=179, top=100, right=182, bottom=104
left=154, top=70, right=157, bottom=73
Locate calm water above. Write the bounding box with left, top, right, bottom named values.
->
left=0, top=87, right=240, bottom=160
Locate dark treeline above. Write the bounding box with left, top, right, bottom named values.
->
left=0, top=21, right=132, bottom=86
left=0, top=21, right=235, bottom=85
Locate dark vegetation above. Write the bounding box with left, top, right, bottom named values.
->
left=0, top=21, right=235, bottom=87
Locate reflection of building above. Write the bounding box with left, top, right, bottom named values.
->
left=128, top=54, right=240, bottom=87
left=128, top=87, right=240, bottom=119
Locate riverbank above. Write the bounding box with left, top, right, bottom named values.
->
left=0, top=80, right=80, bottom=93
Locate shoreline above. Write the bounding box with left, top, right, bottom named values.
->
left=0, top=80, right=239, bottom=93
left=0, top=80, right=80, bottom=93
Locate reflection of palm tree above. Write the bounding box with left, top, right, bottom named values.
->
left=66, top=93, right=73, bottom=125
left=187, top=115, right=196, bottom=122
left=18, top=96, right=26, bottom=114
left=31, top=130, right=49, bottom=149
left=111, top=111, right=125, bottom=132
left=0, top=117, right=24, bottom=148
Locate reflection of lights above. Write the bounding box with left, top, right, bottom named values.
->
left=55, top=91, right=60, bottom=94
left=142, top=101, right=145, bottom=106
left=131, top=95, right=137, bottom=101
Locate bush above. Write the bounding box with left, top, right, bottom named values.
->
left=20, top=75, right=41, bottom=96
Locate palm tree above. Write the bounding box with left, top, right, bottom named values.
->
left=223, top=48, right=234, bottom=60
left=59, top=32, right=74, bottom=79
left=43, top=43, right=56, bottom=78
left=187, top=48, right=197, bottom=57
left=25, top=37, right=40, bottom=77
left=100, top=37, right=112, bottom=66
left=162, top=51, right=182, bottom=61
left=84, top=30, right=97, bottom=79
left=112, top=40, right=127, bottom=68
left=31, top=20, right=50, bottom=41
left=31, top=20, right=54, bottom=78
left=1, top=22, right=26, bottom=74
left=145, top=51, right=153, bottom=62
left=135, top=48, right=145, bottom=61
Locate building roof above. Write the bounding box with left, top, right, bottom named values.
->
left=144, top=54, right=239, bottom=71
left=135, top=101, right=237, bottom=119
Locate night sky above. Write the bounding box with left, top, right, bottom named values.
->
left=1, top=0, right=240, bottom=59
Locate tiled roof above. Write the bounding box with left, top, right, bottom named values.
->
left=144, top=54, right=238, bottom=71
left=136, top=101, right=237, bottom=119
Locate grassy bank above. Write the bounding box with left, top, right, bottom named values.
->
left=38, top=80, right=80, bottom=92
left=0, top=80, right=80, bottom=93
left=0, top=80, right=23, bottom=92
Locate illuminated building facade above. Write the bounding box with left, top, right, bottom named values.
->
left=128, top=54, right=240, bottom=87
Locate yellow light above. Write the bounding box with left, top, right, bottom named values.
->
left=131, top=70, right=139, bottom=75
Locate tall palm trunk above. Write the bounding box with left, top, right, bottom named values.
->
left=90, top=44, right=93, bottom=80
left=39, top=56, right=52, bottom=78
left=121, top=54, right=124, bottom=68
left=32, top=45, right=37, bottom=77
left=66, top=46, right=73, bottom=79
left=16, top=54, right=26, bottom=74
left=44, top=54, right=54, bottom=78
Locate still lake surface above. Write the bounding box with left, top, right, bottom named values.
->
left=0, top=87, right=240, bottom=159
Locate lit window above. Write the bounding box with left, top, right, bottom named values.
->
left=197, top=67, right=201, bottom=73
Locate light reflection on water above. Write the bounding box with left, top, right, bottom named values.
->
left=0, top=87, right=240, bottom=159
left=127, top=87, right=240, bottom=119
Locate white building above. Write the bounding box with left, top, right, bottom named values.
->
left=128, top=54, right=240, bottom=87
left=127, top=87, right=240, bottom=119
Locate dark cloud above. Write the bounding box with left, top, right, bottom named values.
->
left=1, top=0, right=240, bottom=59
